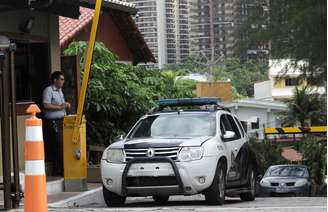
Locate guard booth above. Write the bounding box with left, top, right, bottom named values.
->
left=0, top=0, right=154, bottom=209
left=0, top=1, right=80, bottom=210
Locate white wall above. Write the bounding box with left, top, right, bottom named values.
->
left=254, top=80, right=273, bottom=100
left=230, top=107, right=268, bottom=127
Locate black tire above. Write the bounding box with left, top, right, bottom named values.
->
left=205, top=162, right=226, bottom=205
left=103, top=185, right=126, bottom=207
left=240, top=165, right=256, bottom=201
left=152, top=195, right=169, bottom=204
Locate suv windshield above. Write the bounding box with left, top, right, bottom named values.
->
left=128, top=113, right=216, bottom=139
left=264, top=166, right=309, bottom=178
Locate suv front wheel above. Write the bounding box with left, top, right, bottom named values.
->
left=205, top=162, right=226, bottom=205
left=240, top=165, right=256, bottom=201
left=103, top=185, right=126, bottom=207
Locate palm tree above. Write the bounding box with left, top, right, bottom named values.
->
left=279, top=86, right=326, bottom=127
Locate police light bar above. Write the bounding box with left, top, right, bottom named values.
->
left=158, top=97, right=221, bottom=108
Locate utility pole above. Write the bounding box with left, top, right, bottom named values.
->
left=0, top=35, right=13, bottom=211
left=209, top=0, right=215, bottom=75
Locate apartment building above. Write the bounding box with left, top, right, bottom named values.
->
left=189, top=0, right=269, bottom=62
left=124, top=0, right=190, bottom=68
left=254, top=59, right=326, bottom=100
left=189, top=0, right=240, bottom=61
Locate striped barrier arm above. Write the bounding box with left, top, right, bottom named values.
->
left=265, top=126, right=327, bottom=134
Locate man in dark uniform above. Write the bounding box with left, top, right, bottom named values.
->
left=42, top=71, right=70, bottom=176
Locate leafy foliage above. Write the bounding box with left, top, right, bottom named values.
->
left=249, top=138, right=284, bottom=176
left=278, top=86, right=327, bottom=127
left=64, top=41, right=196, bottom=148
left=238, top=0, right=327, bottom=85
left=163, top=56, right=208, bottom=75
left=298, top=135, right=327, bottom=184
left=210, top=59, right=268, bottom=97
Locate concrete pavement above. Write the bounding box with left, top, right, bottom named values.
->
left=15, top=195, right=328, bottom=212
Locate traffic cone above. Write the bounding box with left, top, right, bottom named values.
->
left=24, top=104, right=48, bottom=212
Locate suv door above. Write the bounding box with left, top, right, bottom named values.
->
left=219, top=113, right=245, bottom=183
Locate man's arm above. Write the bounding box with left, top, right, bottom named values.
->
left=43, top=102, right=65, bottom=110
left=43, top=87, right=66, bottom=111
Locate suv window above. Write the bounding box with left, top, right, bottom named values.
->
left=220, top=114, right=241, bottom=140
left=234, top=117, right=245, bottom=137
left=129, top=113, right=216, bottom=139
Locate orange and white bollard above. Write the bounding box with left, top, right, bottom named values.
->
left=24, top=104, right=48, bottom=212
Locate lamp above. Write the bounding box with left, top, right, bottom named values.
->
left=19, top=17, right=34, bottom=33
left=0, top=36, right=10, bottom=49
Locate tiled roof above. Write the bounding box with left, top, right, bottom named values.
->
left=59, top=7, right=94, bottom=48
left=281, top=147, right=303, bottom=162
left=59, top=6, right=156, bottom=63
left=60, top=0, right=137, bottom=47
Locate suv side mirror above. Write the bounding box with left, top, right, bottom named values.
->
left=223, top=131, right=236, bottom=139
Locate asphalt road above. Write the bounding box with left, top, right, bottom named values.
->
left=45, top=195, right=327, bottom=212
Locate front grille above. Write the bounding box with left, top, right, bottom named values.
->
left=286, top=182, right=295, bottom=186
left=126, top=176, right=178, bottom=187
left=125, top=147, right=180, bottom=162
left=271, top=182, right=279, bottom=186
left=270, top=182, right=295, bottom=187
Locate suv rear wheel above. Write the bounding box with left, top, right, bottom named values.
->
left=205, top=162, right=226, bottom=205
left=152, top=195, right=169, bottom=204
left=240, top=165, right=256, bottom=201
left=103, top=185, right=126, bottom=207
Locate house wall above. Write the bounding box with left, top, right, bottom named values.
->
left=229, top=106, right=283, bottom=139
left=76, top=12, right=134, bottom=62
left=196, top=81, right=232, bottom=102
left=274, top=79, right=285, bottom=88
left=230, top=107, right=269, bottom=127
left=254, top=80, right=272, bottom=100
left=0, top=10, right=61, bottom=175
left=229, top=106, right=283, bottom=131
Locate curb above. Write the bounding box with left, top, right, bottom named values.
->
left=48, top=186, right=104, bottom=208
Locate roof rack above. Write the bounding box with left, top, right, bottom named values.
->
left=148, top=97, right=230, bottom=114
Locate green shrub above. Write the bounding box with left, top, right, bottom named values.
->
left=64, top=41, right=196, bottom=151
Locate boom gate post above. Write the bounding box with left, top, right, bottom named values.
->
left=63, top=0, right=103, bottom=191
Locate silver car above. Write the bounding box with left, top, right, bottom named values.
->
left=259, top=165, right=312, bottom=197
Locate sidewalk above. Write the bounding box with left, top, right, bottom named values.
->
left=0, top=179, right=104, bottom=210
left=48, top=182, right=103, bottom=208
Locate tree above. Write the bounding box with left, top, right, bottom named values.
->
left=238, top=0, right=327, bottom=86
left=163, top=56, right=208, bottom=75
left=64, top=41, right=196, bottom=152
left=211, top=58, right=268, bottom=97
left=249, top=138, right=284, bottom=176
left=279, top=86, right=327, bottom=127
left=299, top=136, right=326, bottom=185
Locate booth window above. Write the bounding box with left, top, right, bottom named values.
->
left=13, top=40, right=50, bottom=106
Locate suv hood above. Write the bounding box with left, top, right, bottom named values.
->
left=110, top=136, right=213, bottom=149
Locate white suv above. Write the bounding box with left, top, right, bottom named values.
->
left=101, top=98, right=257, bottom=206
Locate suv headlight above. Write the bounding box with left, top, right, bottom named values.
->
left=102, top=148, right=125, bottom=163
left=177, top=147, right=204, bottom=162
left=260, top=179, right=270, bottom=187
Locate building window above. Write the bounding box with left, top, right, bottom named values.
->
left=285, top=78, right=299, bottom=86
